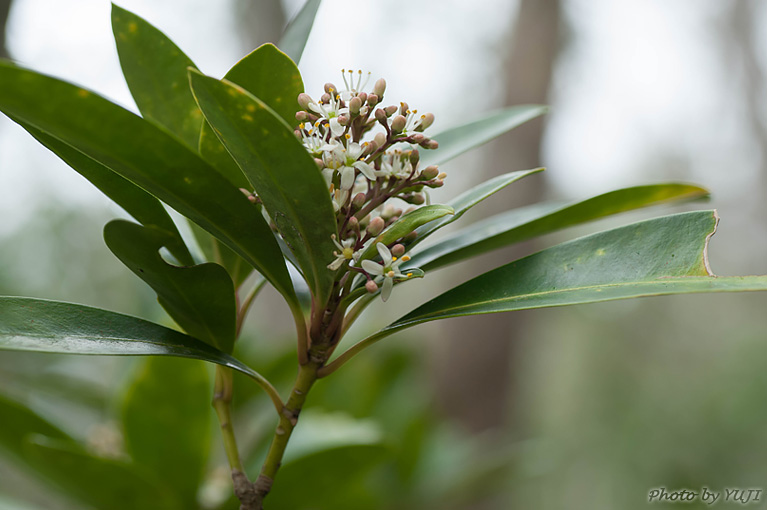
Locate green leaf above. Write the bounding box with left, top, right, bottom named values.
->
left=0, top=297, right=264, bottom=381
left=420, top=105, right=549, bottom=167
left=396, top=211, right=767, bottom=332
left=121, top=357, right=211, bottom=506
left=409, top=183, right=710, bottom=271
left=277, top=0, right=322, bottom=65
left=14, top=118, right=193, bottom=266
left=0, top=393, right=70, bottom=461
left=199, top=43, right=305, bottom=188
left=0, top=62, right=296, bottom=305
left=188, top=220, right=253, bottom=286
left=324, top=211, right=767, bottom=374
left=25, top=436, right=181, bottom=510
left=189, top=70, right=337, bottom=305
left=410, top=168, right=543, bottom=248
left=357, top=204, right=454, bottom=263
left=111, top=4, right=203, bottom=150
left=104, top=220, right=236, bottom=353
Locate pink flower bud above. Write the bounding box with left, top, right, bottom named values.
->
left=422, top=139, right=439, bottom=150
left=297, top=93, right=313, bottom=110
left=410, top=133, right=425, bottom=143
left=367, top=216, right=385, bottom=236
left=420, top=165, right=439, bottom=179
left=374, top=132, right=387, bottom=148
left=324, top=82, right=337, bottom=94
left=375, top=108, right=388, bottom=124
left=365, top=280, right=379, bottom=293
left=391, top=115, right=406, bottom=133
left=295, top=111, right=309, bottom=122
left=409, top=149, right=420, bottom=165
left=367, top=94, right=379, bottom=107
left=373, top=78, right=386, bottom=97
left=384, top=105, right=398, bottom=116
left=391, top=244, right=405, bottom=257
left=352, top=192, right=366, bottom=209
left=418, top=112, right=435, bottom=131
left=349, top=96, right=362, bottom=115
left=399, top=102, right=409, bottom=115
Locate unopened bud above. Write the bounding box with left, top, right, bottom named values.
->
left=409, top=149, right=420, bottom=166
left=337, top=115, right=350, bottom=126
left=357, top=92, right=368, bottom=103
left=437, top=172, right=447, bottom=180
left=384, top=105, right=398, bottom=116
left=365, top=280, right=379, bottom=293
left=349, top=96, right=362, bottom=115
left=431, top=179, right=444, bottom=188
left=410, top=133, right=425, bottom=143
left=420, top=165, right=439, bottom=179
left=352, top=192, right=366, bottom=209
left=320, top=92, right=331, bottom=104
left=404, top=231, right=418, bottom=242
left=367, top=216, right=385, bottom=236
left=295, top=111, right=309, bottom=122
left=375, top=108, right=387, bottom=124
left=374, top=132, right=387, bottom=147
left=239, top=188, right=252, bottom=197
left=297, top=93, right=313, bottom=110
left=373, top=78, right=386, bottom=97
left=324, top=82, right=337, bottom=94
left=364, top=141, right=378, bottom=155
left=391, top=115, right=406, bottom=133
left=347, top=216, right=359, bottom=229
left=410, top=193, right=425, bottom=205
left=399, top=102, right=409, bottom=115
left=391, top=244, right=406, bottom=257
left=367, top=94, right=379, bottom=107
left=418, top=112, right=435, bottom=131
left=314, top=158, right=324, bottom=168
left=422, top=139, right=439, bottom=150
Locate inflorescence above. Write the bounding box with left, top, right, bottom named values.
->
left=294, top=70, right=446, bottom=302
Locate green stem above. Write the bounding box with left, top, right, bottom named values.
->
left=253, top=361, right=320, bottom=505
left=317, top=327, right=395, bottom=378
left=212, top=366, right=243, bottom=472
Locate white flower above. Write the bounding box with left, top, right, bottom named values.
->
left=324, top=139, right=376, bottom=190
left=299, top=120, right=337, bottom=157
left=360, top=243, right=410, bottom=302
left=378, top=151, right=414, bottom=179
left=306, top=90, right=348, bottom=137
left=340, top=69, right=372, bottom=100
left=328, top=235, right=359, bottom=271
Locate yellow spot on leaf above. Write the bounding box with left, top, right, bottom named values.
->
left=596, top=248, right=606, bottom=256
left=77, top=89, right=89, bottom=98
left=128, top=22, right=138, bottom=33
left=242, top=114, right=253, bottom=121
left=246, top=104, right=256, bottom=112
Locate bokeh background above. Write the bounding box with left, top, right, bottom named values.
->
left=1, top=1, right=767, bottom=509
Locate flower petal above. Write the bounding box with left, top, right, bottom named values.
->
left=340, top=166, right=356, bottom=190
left=361, top=260, right=383, bottom=275
left=381, top=276, right=393, bottom=302
left=354, top=161, right=376, bottom=181
left=376, top=243, right=393, bottom=267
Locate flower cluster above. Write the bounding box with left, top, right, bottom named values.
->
left=294, top=70, right=446, bottom=302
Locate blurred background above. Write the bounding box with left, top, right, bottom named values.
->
left=1, top=0, right=767, bottom=509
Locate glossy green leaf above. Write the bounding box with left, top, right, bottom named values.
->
left=14, top=118, right=193, bottom=265
left=25, top=436, right=181, bottom=510
left=0, top=393, right=70, bottom=461
left=325, top=211, right=767, bottom=374
left=104, top=220, right=236, bottom=352
left=0, top=297, right=264, bottom=381
left=189, top=70, right=337, bottom=304
left=420, top=104, right=549, bottom=167
left=358, top=204, right=454, bottom=263
left=111, top=4, right=203, bottom=150
left=121, top=357, right=211, bottom=506
left=0, top=62, right=295, bottom=304
left=188, top=220, right=253, bottom=286
left=410, top=168, right=543, bottom=248
left=199, top=43, right=305, bottom=188
left=409, top=183, right=710, bottom=271
left=277, top=0, right=322, bottom=64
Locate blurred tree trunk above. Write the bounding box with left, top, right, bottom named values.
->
left=0, top=0, right=12, bottom=59
left=235, top=0, right=285, bottom=51
left=434, top=0, right=561, bottom=435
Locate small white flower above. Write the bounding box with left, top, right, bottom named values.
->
left=340, top=69, right=372, bottom=100
left=378, top=151, right=414, bottom=179
left=324, top=139, right=376, bottom=190
left=306, top=89, right=348, bottom=137
left=328, top=235, right=358, bottom=271
left=360, top=243, right=411, bottom=302
left=299, top=121, right=337, bottom=157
